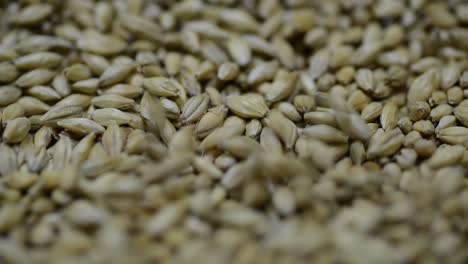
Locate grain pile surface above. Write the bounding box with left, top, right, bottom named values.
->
left=0, top=0, right=467, bottom=263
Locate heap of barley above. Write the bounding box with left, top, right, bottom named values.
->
left=0, top=0, right=467, bottom=263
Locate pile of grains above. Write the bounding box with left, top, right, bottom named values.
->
left=0, top=0, right=467, bottom=263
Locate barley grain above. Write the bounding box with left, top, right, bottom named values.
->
left=217, top=62, right=239, bottom=81
left=40, top=105, right=83, bottom=122
left=14, top=52, right=62, bottom=70
left=227, top=93, right=269, bottom=119
left=180, top=94, right=210, bottom=124
left=0, top=86, right=21, bottom=106
left=428, top=145, right=465, bottom=168
left=13, top=4, right=52, bottom=26
left=3, top=117, right=31, bottom=144
left=64, top=64, right=92, bottom=82
left=0, top=62, right=18, bottom=83
left=91, top=108, right=132, bottom=126
left=0, top=1, right=466, bottom=262
left=57, top=118, right=105, bottom=136
left=77, top=32, right=126, bottom=56
left=263, top=110, right=298, bottom=150
left=17, top=96, right=50, bottom=116
left=437, top=126, right=468, bottom=145
left=367, top=128, right=404, bottom=159
left=15, top=69, right=55, bottom=88
left=227, top=35, right=251, bottom=66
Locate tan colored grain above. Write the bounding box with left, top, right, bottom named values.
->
left=195, top=105, right=228, bottom=138
left=408, top=70, right=437, bottom=102
left=0, top=62, right=18, bottom=83
left=81, top=53, right=110, bottom=76
left=227, top=35, right=251, bottom=66
left=40, top=105, right=83, bottom=122
left=0, top=144, right=18, bottom=176
left=143, top=77, right=181, bottom=97
left=302, top=124, right=349, bottom=143
left=13, top=4, right=52, bottom=26
left=277, top=102, right=302, bottom=122
left=91, top=108, right=132, bottom=126
left=0, top=86, right=21, bottom=106
left=447, top=87, right=463, bottom=105
left=437, top=126, right=468, bottom=145
left=15, top=69, right=55, bottom=88
left=102, top=84, right=143, bottom=99
left=64, top=64, right=92, bottom=82
left=3, top=117, right=31, bottom=144
left=120, top=14, right=164, bottom=43
left=14, top=52, right=62, bottom=70
left=219, top=136, right=263, bottom=159
left=265, top=70, right=298, bottom=103
left=57, top=118, right=105, bottom=136
left=180, top=94, right=210, bottom=124
left=77, top=32, right=126, bottom=55
left=27, top=85, right=61, bottom=102
left=428, top=145, right=465, bottom=168
left=91, top=94, right=135, bottom=110
left=367, top=128, right=404, bottom=159
left=263, top=110, right=298, bottom=150
left=380, top=101, right=398, bottom=130
left=217, top=62, right=239, bottom=81
left=102, top=122, right=125, bottom=156
left=160, top=98, right=181, bottom=120
left=226, top=93, right=269, bottom=119
left=0, top=1, right=466, bottom=262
